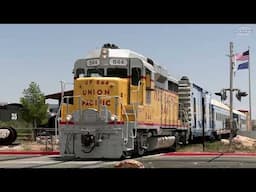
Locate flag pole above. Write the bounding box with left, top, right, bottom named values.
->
left=248, top=46, right=252, bottom=130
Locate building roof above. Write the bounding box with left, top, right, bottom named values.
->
left=45, top=90, right=73, bottom=100
left=238, top=109, right=249, bottom=113
left=0, top=102, right=22, bottom=107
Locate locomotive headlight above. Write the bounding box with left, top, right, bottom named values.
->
left=66, top=114, right=72, bottom=122
left=110, top=115, right=117, bottom=121
left=101, top=48, right=108, bottom=59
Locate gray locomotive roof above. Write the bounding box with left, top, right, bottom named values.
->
left=85, top=48, right=178, bottom=83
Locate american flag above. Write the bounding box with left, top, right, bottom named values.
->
left=235, top=50, right=249, bottom=61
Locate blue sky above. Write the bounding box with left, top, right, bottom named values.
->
left=0, top=24, right=255, bottom=118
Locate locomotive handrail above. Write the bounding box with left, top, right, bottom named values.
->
left=97, top=95, right=129, bottom=144
left=179, top=109, right=189, bottom=127
left=123, top=107, right=129, bottom=144
left=178, top=103, right=190, bottom=128
left=136, top=80, right=141, bottom=105
left=129, top=80, right=141, bottom=138
left=56, top=95, right=83, bottom=125
left=120, top=102, right=129, bottom=144
left=55, top=81, right=74, bottom=139
left=130, top=103, right=137, bottom=139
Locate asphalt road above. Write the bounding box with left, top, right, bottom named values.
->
left=1, top=153, right=256, bottom=168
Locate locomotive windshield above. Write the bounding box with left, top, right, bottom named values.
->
left=87, top=68, right=104, bottom=77
left=75, top=68, right=85, bottom=78
left=107, top=68, right=127, bottom=78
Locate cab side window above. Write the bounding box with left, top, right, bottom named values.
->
left=131, top=68, right=141, bottom=85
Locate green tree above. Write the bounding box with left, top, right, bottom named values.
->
left=20, top=82, right=48, bottom=140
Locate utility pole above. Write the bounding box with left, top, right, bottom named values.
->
left=229, top=42, right=234, bottom=145
left=202, top=97, right=205, bottom=151
left=248, top=46, right=252, bottom=130
left=215, top=42, right=247, bottom=147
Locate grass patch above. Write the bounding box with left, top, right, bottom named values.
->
left=205, top=141, right=234, bottom=152
left=22, top=144, right=32, bottom=151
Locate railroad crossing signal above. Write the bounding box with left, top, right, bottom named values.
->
left=215, top=89, right=247, bottom=102
left=236, top=90, right=248, bottom=101
left=215, top=89, right=227, bottom=101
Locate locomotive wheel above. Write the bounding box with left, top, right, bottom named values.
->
left=169, top=133, right=178, bottom=152
left=121, top=151, right=132, bottom=159
left=135, top=133, right=147, bottom=156
left=0, top=127, right=17, bottom=145
left=137, top=146, right=145, bottom=156
left=9, top=127, right=17, bottom=143
left=169, top=142, right=176, bottom=152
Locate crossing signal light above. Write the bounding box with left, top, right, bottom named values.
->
left=236, top=90, right=247, bottom=101
left=215, top=89, right=227, bottom=101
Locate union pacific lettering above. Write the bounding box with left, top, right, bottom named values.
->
left=82, top=99, right=111, bottom=106
left=83, top=80, right=109, bottom=85
left=82, top=89, right=110, bottom=96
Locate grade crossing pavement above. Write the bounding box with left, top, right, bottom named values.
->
left=1, top=152, right=256, bottom=168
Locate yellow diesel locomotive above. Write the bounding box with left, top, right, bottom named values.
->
left=58, top=43, right=189, bottom=158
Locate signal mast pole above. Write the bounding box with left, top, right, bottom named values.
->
left=248, top=46, right=252, bottom=130
left=229, top=42, right=234, bottom=143
left=216, top=42, right=247, bottom=145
